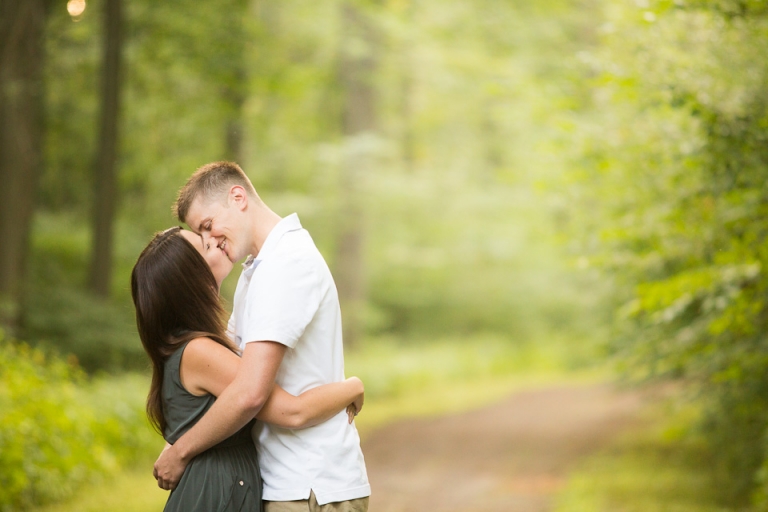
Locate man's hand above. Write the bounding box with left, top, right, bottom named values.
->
left=153, top=443, right=187, bottom=491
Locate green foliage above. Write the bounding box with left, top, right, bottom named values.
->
left=565, top=0, right=768, bottom=504
left=21, top=213, right=146, bottom=372
left=0, top=333, right=157, bottom=510
left=32, top=0, right=610, bottom=372
left=23, top=284, right=144, bottom=372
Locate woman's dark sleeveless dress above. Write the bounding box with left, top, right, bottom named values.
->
left=162, top=342, right=262, bottom=512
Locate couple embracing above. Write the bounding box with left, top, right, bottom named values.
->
left=131, top=162, right=371, bottom=512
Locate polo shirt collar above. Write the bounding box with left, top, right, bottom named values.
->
left=241, top=213, right=302, bottom=273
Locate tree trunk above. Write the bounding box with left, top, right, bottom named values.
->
left=89, top=0, right=123, bottom=297
left=222, top=0, right=248, bottom=164
left=399, top=1, right=416, bottom=173
left=254, top=0, right=287, bottom=191
left=0, top=0, right=49, bottom=336
left=336, top=0, right=378, bottom=348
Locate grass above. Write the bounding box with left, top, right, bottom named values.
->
left=35, top=333, right=597, bottom=512
left=553, top=400, right=729, bottom=512
left=33, top=460, right=169, bottom=512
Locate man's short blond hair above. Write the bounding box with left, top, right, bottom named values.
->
left=173, top=161, right=258, bottom=223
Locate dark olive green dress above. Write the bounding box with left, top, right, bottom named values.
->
left=162, top=342, right=262, bottom=512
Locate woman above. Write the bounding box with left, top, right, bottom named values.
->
left=131, top=227, right=364, bottom=512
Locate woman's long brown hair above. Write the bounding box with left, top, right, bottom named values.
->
left=130, top=227, right=238, bottom=434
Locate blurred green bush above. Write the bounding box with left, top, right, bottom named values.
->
left=21, top=213, right=147, bottom=373
left=0, top=333, right=156, bottom=511
left=565, top=1, right=768, bottom=505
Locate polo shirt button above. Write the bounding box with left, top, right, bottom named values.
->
left=239, top=481, right=244, bottom=486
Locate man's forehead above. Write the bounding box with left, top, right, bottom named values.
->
left=186, top=198, right=217, bottom=229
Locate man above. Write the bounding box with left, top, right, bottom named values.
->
left=154, top=161, right=370, bottom=511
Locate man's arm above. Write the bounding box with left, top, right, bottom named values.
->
left=153, top=340, right=286, bottom=490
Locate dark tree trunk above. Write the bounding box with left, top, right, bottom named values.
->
left=336, top=0, right=378, bottom=348
left=0, top=0, right=49, bottom=335
left=89, top=0, right=123, bottom=297
left=222, top=1, right=247, bottom=164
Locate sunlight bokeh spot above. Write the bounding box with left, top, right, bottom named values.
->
left=67, top=0, right=86, bottom=19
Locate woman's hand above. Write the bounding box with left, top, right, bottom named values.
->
left=345, top=376, right=364, bottom=424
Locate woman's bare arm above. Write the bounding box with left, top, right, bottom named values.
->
left=180, top=337, right=364, bottom=429
left=256, top=378, right=363, bottom=428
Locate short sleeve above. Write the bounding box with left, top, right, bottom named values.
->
left=226, top=312, right=236, bottom=342
left=241, top=254, right=323, bottom=349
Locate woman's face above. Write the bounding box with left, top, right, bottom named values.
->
left=180, top=229, right=233, bottom=289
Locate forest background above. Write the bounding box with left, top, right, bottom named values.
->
left=3, top=0, right=768, bottom=510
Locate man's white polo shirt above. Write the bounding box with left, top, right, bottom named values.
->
left=228, top=213, right=370, bottom=505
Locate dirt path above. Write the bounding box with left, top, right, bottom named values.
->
left=361, top=384, right=650, bottom=512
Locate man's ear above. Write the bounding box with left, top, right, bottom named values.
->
left=228, top=185, right=248, bottom=211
